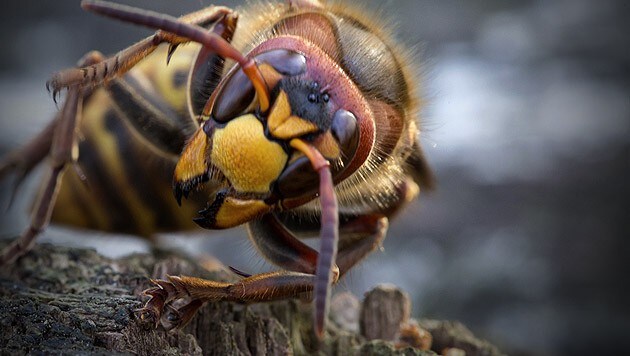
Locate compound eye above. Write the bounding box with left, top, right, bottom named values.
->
left=254, top=49, right=307, bottom=76
left=331, top=109, right=359, bottom=160
left=212, top=68, right=255, bottom=123
left=212, top=50, right=307, bottom=123
left=274, top=110, right=359, bottom=200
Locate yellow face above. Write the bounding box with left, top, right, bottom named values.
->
left=172, top=87, right=332, bottom=229
left=174, top=88, right=322, bottom=194
left=210, top=114, right=288, bottom=194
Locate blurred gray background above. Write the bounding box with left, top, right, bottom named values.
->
left=0, top=1, right=628, bottom=355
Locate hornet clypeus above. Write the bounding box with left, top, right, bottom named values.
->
left=0, top=0, right=434, bottom=338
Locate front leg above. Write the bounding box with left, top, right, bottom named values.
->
left=139, top=272, right=315, bottom=330
left=139, top=211, right=387, bottom=332
left=47, top=4, right=234, bottom=97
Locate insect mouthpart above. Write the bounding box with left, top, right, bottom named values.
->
left=172, top=128, right=213, bottom=206
left=173, top=171, right=210, bottom=207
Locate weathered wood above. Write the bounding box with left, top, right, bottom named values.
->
left=0, top=240, right=502, bottom=355
left=360, top=284, right=412, bottom=342
left=418, top=320, right=504, bottom=356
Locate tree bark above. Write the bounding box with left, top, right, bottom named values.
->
left=0, top=241, right=503, bottom=355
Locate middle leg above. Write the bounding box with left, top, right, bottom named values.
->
left=139, top=271, right=315, bottom=329
left=138, top=210, right=387, bottom=330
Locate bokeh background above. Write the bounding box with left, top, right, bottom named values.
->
left=0, top=1, right=628, bottom=355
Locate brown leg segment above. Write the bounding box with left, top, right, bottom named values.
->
left=247, top=213, right=319, bottom=275
left=139, top=272, right=315, bottom=329
left=336, top=215, right=388, bottom=277
left=138, top=212, right=388, bottom=331
left=0, top=51, right=102, bottom=205
left=140, top=196, right=391, bottom=337
left=47, top=4, right=234, bottom=98
left=0, top=85, right=83, bottom=265
left=0, top=119, right=55, bottom=207
left=81, top=0, right=270, bottom=112
left=139, top=212, right=389, bottom=330
left=248, top=212, right=388, bottom=278
left=0, top=50, right=109, bottom=266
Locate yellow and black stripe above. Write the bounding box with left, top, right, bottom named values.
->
left=50, top=45, right=212, bottom=237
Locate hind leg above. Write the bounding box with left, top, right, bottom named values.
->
left=0, top=52, right=106, bottom=266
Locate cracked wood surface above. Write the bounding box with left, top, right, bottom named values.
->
left=0, top=241, right=503, bottom=355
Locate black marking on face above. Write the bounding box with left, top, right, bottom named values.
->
left=193, top=190, right=227, bottom=229
left=277, top=78, right=333, bottom=131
